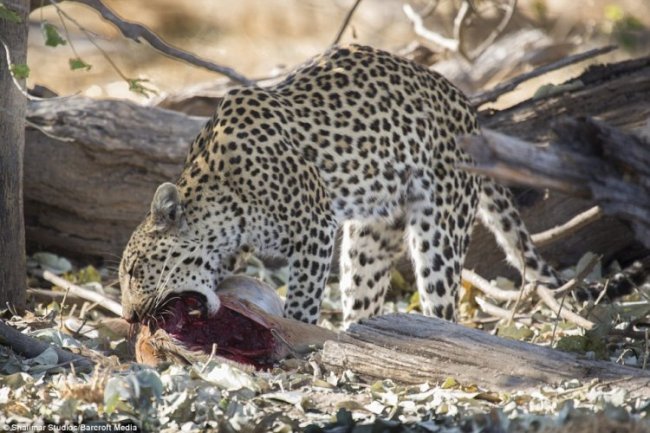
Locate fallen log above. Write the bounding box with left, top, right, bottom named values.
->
left=321, top=314, right=650, bottom=399
left=24, top=97, right=204, bottom=259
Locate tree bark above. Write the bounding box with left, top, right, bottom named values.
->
left=322, top=314, right=650, bottom=399
left=24, top=97, right=203, bottom=259
left=0, top=0, right=28, bottom=311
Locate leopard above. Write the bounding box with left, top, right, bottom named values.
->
left=119, top=44, right=560, bottom=327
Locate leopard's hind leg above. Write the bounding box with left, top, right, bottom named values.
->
left=340, top=219, right=406, bottom=327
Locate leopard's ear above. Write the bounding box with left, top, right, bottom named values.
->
left=150, top=182, right=185, bottom=232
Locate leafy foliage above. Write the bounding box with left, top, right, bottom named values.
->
left=10, top=63, right=29, bottom=79
left=69, top=58, right=92, bottom=71
left=41, top=22, right=67, bottom=48
left=128, top=78, right=158, bottom=97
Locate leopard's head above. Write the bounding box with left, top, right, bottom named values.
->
left=119, top=182, right=223, bottom=323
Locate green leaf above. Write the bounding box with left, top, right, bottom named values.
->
left=69, top=57, right=92, bottom=71
left=42, top=22, right=67, bottom=47
left=127, top=78, right=158, bottom=98
left=0, top=3, right=22, bottom=23
left=10, top=63, right=29, bottom=79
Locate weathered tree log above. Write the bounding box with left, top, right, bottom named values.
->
left=322, top=314, right=650, bottom=399
left=459, top=119, right=650, bottom=248
left=24, top=97, right=204, bottom=259
left=24, top=54, right=650, bottom=273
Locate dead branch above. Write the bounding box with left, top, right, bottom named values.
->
left=462, top=269, right=523, bottom=301
left=474, top=296, right=532, bottom=324
left=536, top=285, right=594, bottom=330
left=465, top=0, right=516, bottom=61
left=332, top=0, right=363, bottom=45
left=404, top=0, right=516, bottom=61
left=33, top=269, right=123, bottom=317
left=471, top=45, right=617, bottom=107
left=403, top=3, right=459, bottom=52
left=61, top=0, right=254, bottom=86
left=531, top=206, right=603, bottom=247
left=0, top=320, right=94, bottom=371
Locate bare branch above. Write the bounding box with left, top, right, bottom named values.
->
left=552, top=253, right=602, bottom=297
left=34, top=269, right=123, bottom=317
left=403, top=3, right=459, bottom=52
left=404, top=0, right=516, bottom=61
left=466, top=0, right=517, bottom=61
left=471, top=45, right=617, bottom=107
left=462, top=269, right=525, bottom=301
left=64, top=0, right=254, bottom=86
left=536, top=285, right=595, bottom=330
left=531, top=206, right=603, bottom=247
left=332, top=0, right=364, bottom=45
left=475, top=296, right=532, bottom=324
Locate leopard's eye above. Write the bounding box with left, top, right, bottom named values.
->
left=127, top=256, right=139, bottom=276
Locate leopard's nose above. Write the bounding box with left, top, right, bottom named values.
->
left=122, top=303, right=140, bottom=324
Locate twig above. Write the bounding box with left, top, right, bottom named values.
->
left=550, top=290, right=568, bottom=344
left=552, top=253, right=602, bottom=297
left=475, top=296, right=531, bottom=324
left=49, top=0, right=158, bottom=96
left=462, top=269, right=525, bottom=301
left=531, top=206, right=603, bottom=247
left=404, top=0, right=516, bottom=61
left=643, top=328, right=650, bottom=370
left=403, top=4, right=459, bottom=52
left=452, top=0, right=470, bottom=60
left=332, top=0, right=363, bottom=45
left=470, top=45, right=617, bottom=106
left=33, top=269, right=123, bottom=317
left=465, top=0, right=516, bottom=61
left=548, top=254, right=600, bottom=339
left=536, top=284, right=594, bottom=330
left=66, top=0, right=254, bottom=86
left=0, top=320, right=94, bottom=371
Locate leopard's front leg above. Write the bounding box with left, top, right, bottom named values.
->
left=283, top=213, right=337, bottom=324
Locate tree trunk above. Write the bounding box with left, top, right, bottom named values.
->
left=322, top=314, right=650, bottom=399
left=0, top=0, right=28, bottom=311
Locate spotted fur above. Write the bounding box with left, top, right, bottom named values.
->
left=119, top=44, right=559, bottom=325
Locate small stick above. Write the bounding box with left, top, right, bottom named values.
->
left=532, top=206, right=603, bottom=247
left=551, top=254, right=602, bottom=297
left=536, top=285, right=595, bottom=330
left=475, top=296, right=531, bottom=324
left=462, top=269, right=524, bottom=301
left=470, top=45, right=617, bottom=107
left=34, top=270, right=123, bottom=317
left=332, top=0, right=363, bottom=45
left=403, top=4, right=459, bottom=52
